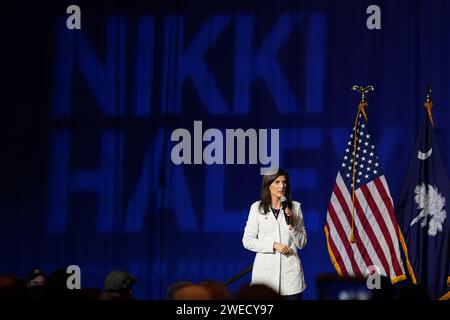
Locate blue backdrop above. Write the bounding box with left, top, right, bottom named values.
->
left=1, top=0, right=450, bottom=299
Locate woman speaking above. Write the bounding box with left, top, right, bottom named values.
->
left=242, top=169, right=307, bottom=299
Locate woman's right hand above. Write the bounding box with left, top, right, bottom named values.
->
left=273, top=242, right=292, bottom=255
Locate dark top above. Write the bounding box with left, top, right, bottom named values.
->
left=271, top=207, right=280, bottom=219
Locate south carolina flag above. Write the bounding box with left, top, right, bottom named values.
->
left=396, top=101, right=450, bottom=300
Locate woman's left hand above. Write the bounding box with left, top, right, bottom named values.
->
left=285, top=207, right=296, bottom=230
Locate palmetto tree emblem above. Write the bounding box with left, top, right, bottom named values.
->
left=410, top=183, right=447, bottom=236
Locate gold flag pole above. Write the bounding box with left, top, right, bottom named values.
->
left=349, top=85, right=375, bottom=243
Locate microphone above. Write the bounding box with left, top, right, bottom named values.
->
left=281, top=196, right=290, bottom=225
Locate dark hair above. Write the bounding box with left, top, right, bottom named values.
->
left=167, top=281, right=193, bottom=300
left=235, top=284, right=283, bottom=300
left=259, top=168, right=292, bottom=214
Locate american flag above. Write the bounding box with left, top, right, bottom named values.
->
left=325, top=113, right=406, bottom=282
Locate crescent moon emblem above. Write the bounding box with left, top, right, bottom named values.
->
left=418, top=148, right=432, bottom=160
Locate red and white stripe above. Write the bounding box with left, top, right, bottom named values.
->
left=325, top=172, right=405, bottom=280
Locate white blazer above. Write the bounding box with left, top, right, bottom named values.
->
left=242, top=200, right=307, bottom=295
